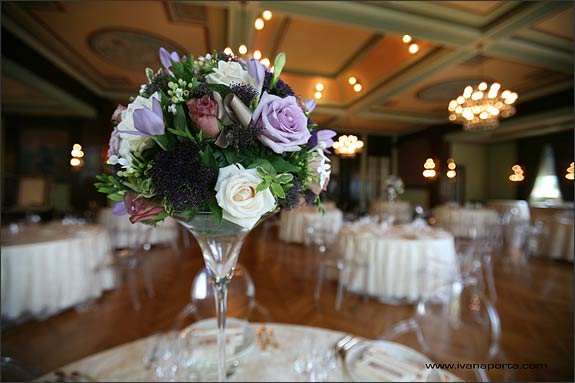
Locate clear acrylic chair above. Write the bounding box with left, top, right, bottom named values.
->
left=110, top=224, right=154, bottom=310
left=381, top=276, right=506, bottom=382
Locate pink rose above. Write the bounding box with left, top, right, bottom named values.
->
left=111, top=105, right=126, bottom=125
left=124, top=193, right=165, bottom=224
left=186, top=95, right=220, bottom=137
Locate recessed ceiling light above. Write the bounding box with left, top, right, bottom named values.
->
left=315, top=83, right=324, bottom=92
left=408, top=43, right=419, bottom=54
left=238, top=44, right=247, bottom=55
left=348, top=76, right=357, bottom=85
left=253, top=50, right=262, bottom=60
left=262, top=10, right=272, bottom=20
left=254, top=18, right=264, bottom=30
left=353, top=83, right=362, bottom=92
left=402, top=34, right=412, bottom=44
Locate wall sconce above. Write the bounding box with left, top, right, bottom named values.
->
left=446, top=158, right=457, bottom=179
left=314, top=82, right=324, bottom=99
left=332, top=135, right=364, bottom=158
left=70, top=143, right=85, bottom=168
left=509, top=164, right=524, bottom=182
left=566, top=162, right=574, bottom=180
left=423, top=158, right=437, bottom=179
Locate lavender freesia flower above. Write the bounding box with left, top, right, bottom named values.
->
left=317, top=129, right=336, bottom=152
left=252, top=92, right=310, bottom=154
left=304, top=99, right=316, bottom=113
left=247, top=58, right=265, bottom=95
left=112, top=201, right=127, bottom=216
left=132, top=97, right=165, bottom=136
left=159, top=47, right=180, bottom=73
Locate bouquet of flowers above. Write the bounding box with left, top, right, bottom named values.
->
left=96, top=48, right=336, bottom=229
left=383, top=175, right=404, bottom=201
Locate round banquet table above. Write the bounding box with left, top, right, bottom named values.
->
left=369, top=200, right=413, bottom=224
left=1, top=223, right=116, bottom=320
left=36, top=322, right=460, bottom=382
left=339, top=223, right=459, bottom=303
left=433, top=205, right=499, bottom=238
left=97, top=207, right=179, bottom=249
left=278, top=205, right=343, bottom=244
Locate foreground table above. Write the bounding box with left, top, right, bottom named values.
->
left=37, top=322, right=459, bottom=382
left=1, top=223, right=115, bottom=320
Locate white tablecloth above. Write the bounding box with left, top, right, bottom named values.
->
left=37, top=322, right=458, bottom=382
left=369, top=200, right=413, bottom=224
left=486, top=200, right=530, bottom=221
left=530, top=205, right=574, bottom=261
left=339, top=223, right=459, bottom=302
left=279, top=206, right=343, bottom=244
left=97, top=207, right=179, bottom=249
left=434, top=206, right=499, bottom=238
left=1, top=223, right=115, bottom=320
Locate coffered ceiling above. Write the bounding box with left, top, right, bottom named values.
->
left=2, top=1, right=573, bottom=140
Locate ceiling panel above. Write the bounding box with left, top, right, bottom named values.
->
left=278, top=17, right=374, bottom=76
left=531, top=7, right=574, bottom=40
left=431, top=1, right=505, bottom=16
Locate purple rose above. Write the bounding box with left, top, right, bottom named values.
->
left=252, top=92, right=311, bottom=154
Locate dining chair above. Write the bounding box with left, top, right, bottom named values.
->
left=174, top=263, right=272, bottom=330
left=110, top=224, right=154, bottom=310
left=380, top=276, right=508, bottom=382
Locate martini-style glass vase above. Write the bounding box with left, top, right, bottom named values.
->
left=177, top=212, right=258, bottom=382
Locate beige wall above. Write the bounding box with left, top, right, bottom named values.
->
left=486, top=142, right=517, bottom=200
left=450, top=143, right=487, bottom=202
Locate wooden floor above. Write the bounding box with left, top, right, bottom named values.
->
left=2, top=224, right=573, bottom=382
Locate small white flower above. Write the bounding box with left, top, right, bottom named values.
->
left=175, top=88, right=184, bottom=98
left=139, top=84, right=147, bottom=95
left=168, top=104, right=177, bottom=115
left=307, top=147, right=331, bottom=195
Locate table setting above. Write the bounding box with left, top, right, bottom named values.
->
left=37, top=322, right=462, bottom=382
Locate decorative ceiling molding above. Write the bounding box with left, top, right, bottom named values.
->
left=2, top=57, right=98, bottom=118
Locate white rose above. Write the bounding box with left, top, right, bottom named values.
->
left=206, top=61, right=256, bottom=88
left=215, top=164, right=276, bottom=229
left=308, top=146, right=331, bottom=195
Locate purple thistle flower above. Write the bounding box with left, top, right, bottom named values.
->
left=262, top=71, right=294, bottom=97
left=150, top=142, right=215, bottom=211
left=230, top=83, right=258, bottom=107
left=279, top=179, right=303, bottom=210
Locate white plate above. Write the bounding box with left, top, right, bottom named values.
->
left=344, top=340, right=443, bottom=382
left=178, top=317, right=256, bottom=364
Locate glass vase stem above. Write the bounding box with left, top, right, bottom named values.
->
left=213, top=279, right=229, bottom=382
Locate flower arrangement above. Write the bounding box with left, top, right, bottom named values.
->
left=96, top=48, right=336, bottom=229
left=383, top=175, right=404, bottom=201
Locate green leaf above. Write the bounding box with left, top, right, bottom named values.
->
left=274, top=173, right=293, bottom=184
left=107, top=193, right=124, bottom=202
left=268, top=156, right=299, bottom=173
left=205, top=83, right=231, bottom=97
left=256, top=182, right=269, bottom=193
left=145, top=68, right=155, bottom=82
left=207, top=197, right=223, bottom=224
left=167, top=128, right=191, bottom=138
left=171, top=60, right=185, bottom=79
left=270, top=182, right=285, bottom=199
left=270, top=52, right=286, bottom=89
left=174, top=104, right=187, bottom=131
left=249, top=159, right=276, bottom=175
left=202, top=145, right=218, bottom=171
left=222, top=147, right=238, bottom=165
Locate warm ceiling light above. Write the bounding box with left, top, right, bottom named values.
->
left=254, top=18, right=265, bottom=30
left=566, top=162, right=574, bottom=180
left=73, top=144, right=82, bottom=151
left=353, top=83, right=362, bottom=92
left=448, top=82, right=518, bottom=131
left=332, top=135, right=364, bottom=158
left=314, top=91, right=322, bottom=99
left=408, top=43, right=419, bottom=54
left=446, top=170, right=457, bottom=179
left=223, top=47, right=233, bottom=55
left=262, top=10, right=272, bottom=20
left=70, top=158, right=82, bottom=167
left=348, top=76, right=357, bottom=85
left=402, top=34, right=412, bottom=44
left=315, top=83, right=324, bottom=92
left=253, top=50, right=262, bottom=60
left=238, top=44, right=248, bottom=55
left=260, top=57, right=270, bottom=67
left=509, top=164, right=525, bottom=182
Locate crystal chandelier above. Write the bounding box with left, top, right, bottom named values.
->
left=448, top=82, right=518, bottom=131
left=332, top=135, right=364, bottom=158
